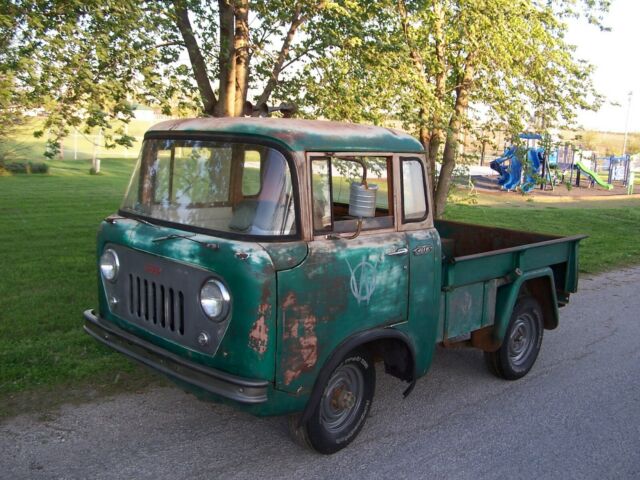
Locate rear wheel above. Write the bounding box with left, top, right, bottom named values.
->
left=288, top=349, right=375, bottom=454
left=485, top=296, right=544, bottom=380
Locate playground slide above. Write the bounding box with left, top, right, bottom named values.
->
left=503, top=154, right=522, bottom=191
left=521, top=149, right=543, bottom=193
left=491, top=146, right=545, bottom=192
left=490, top=146, right=516, bottom=186
left=574, top=160, right=614, bottom=190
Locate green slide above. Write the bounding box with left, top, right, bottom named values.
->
left=575, top=160, right=614, bottom=190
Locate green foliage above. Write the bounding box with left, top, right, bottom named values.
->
left=1, top=0, right=612, bottom=214
left=0, top=161, right=27, bottom=173
left=0, top=3, right=28, bottom=142
left=0, top=160, right=49, bottom=174
left=1, top=0, right=343, bottom=157
left=3, top=1, right=170, bottom=153
left=296, top=0, right=608, bottom=215
left=27, top=161, right=49, bottom=174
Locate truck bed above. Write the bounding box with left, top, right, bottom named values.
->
left=436, top=220, right=585, bottom=292
left=434, top=220, right=586, bottom=341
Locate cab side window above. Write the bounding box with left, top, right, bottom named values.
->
left=311, top=155, right=393, bottom=234
left=401, top=158, right=428, bottom=222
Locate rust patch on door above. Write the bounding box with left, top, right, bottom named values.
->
left=249, top=288, right=272, bottom=355
left=281, top=293, right=318, bottom=385
left=248, top=304, right=269, bottom=355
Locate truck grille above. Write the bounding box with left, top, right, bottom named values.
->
left=128, top=274, right=185, bottom=336
left=100, top=243, right=231, bottom=355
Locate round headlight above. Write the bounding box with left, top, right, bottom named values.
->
left=100, top=249, right=119, bottom=282
left=200, top=279, right=230, bottom=321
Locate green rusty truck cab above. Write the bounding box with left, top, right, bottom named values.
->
left=84, top=118, right=584, bottom=453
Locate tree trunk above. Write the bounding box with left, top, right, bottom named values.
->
left=173, top=1, right=217, bottom=115
left=233, top=1, right=249, bottom=116
left=175, top=1, right=305, bottom=118
left=217, top=0, right=236, bottom=116
left=418, top=109, right=436, bottom=188
left=254, top=5, right=304, bottom=111
left=433, top=55, right=475, bottom=218
left=428, top=0, right=446, bottom=192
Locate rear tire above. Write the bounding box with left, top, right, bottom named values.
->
left=485, top=296, right=544, bottom=380
left=288, top=349, right=375, bottom=454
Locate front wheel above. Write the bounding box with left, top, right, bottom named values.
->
left=485, top=296, right=544, bottom=380
left=288, top=349, right=375, bottom=454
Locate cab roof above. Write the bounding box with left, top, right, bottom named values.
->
left=147, top=117, right=424, bottom=153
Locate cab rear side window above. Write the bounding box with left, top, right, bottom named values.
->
left=241, top=150, right=261, bottom=196
left=401, top=158, right=428, bottom=222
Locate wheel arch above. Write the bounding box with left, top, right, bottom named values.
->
left=299, top=328, right=416, bottom=426
left=493, top=267, right=559, bottom=346
left=521, top=275, right=559, bottom=331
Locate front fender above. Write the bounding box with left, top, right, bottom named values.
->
left=299, top=327, right=416, bottom=426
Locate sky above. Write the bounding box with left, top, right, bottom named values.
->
left=566, top=0, right=640, bottom=132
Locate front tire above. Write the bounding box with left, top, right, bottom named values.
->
left=485, top=296, right=544, bottom=380
left=289, top=349, right=375, bottom=454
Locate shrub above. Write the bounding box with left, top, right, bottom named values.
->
left=28, top=162, right=49, bottom=174
left=0, top=160, right=49, bottom=174
left=2, top=161, right=28, bottom=174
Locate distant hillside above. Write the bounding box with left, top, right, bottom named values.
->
left=559, top=130, right=640, bottom=157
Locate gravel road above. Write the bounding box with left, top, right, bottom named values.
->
left=2, top=267, right=639, bottom=479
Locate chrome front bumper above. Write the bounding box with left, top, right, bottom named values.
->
left=83, top=310, right=268, bottom=404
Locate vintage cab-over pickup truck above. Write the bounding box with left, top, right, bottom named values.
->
left=84, top=118, right=585, bottom=453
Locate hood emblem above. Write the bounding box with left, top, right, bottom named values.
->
left=144, top=264, right=162, bottom=275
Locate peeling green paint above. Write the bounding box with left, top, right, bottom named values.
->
left=275, top=233, right=409, bottom=394
left=149, top=117, right=424, bottom=153
left=97, top=219, right=278, bottom=382
left=260, top=242, right=308, bottom=271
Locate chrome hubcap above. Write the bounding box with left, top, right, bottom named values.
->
left=508, top=313, right=536, bottom=367
left=320, top=364, right=364, bottom=434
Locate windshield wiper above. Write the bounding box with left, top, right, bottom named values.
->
left=105, top=214, right=158, bottom=227
left=152, top=233, right=219, bottom=251
left=107, top=214, right=218, bottom=250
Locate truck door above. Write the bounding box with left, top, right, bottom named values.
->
left=398, top=155, right=442, bottom=376
left=275, top=154, right=409, bottom=394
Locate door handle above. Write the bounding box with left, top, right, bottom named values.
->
left=386, top=247, right=409, bottom=257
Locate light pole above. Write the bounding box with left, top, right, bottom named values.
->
left=622, top=91, right=632, bottom=156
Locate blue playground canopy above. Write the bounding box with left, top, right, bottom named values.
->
left=519, top=133, right=543, bottom=140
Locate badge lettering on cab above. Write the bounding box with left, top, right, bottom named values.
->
left=412, top=245, right=433, bottom=256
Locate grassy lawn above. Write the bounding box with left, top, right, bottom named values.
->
left=1, top=158, right=639, bottom=417
left=0, top=158, right=164, bottom=418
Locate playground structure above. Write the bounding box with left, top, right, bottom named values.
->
left=490, top=134, right=635, bottom=194
left=490, top=133, right=550, bottom=193
left=556, top=148, right=633, bottom=191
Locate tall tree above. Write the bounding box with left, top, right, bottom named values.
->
left=2, top=0, right=329, bottom=156
left=0, top=1, right=29, bottom=146
left=299, top=0, right=607, bottom=217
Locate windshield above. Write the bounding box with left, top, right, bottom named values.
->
left=121, top=138, right=297, bottom=237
